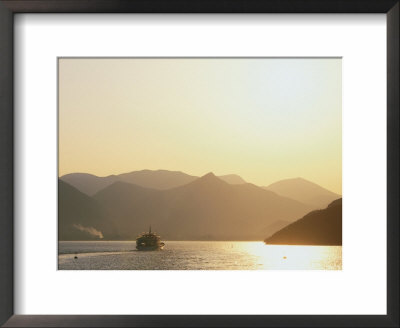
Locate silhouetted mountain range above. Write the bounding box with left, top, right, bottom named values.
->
left=59, top=172, right=318, bottom=240
left=59, top=180, right=108, bottom=240
left=60, top=170, right=247, bottom=196
left=265, top=198, right=342, bottom=245
left=264, top=177, right=340, bottom=209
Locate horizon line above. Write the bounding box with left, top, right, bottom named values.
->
left=58, top=168, right=341, bottom=195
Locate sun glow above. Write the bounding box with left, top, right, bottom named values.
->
left=237, top=242, right=342, bottom=270
left=59, top=58, right=342, bottom=193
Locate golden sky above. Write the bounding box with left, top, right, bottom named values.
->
left=59, top=58, right=342, bottom=194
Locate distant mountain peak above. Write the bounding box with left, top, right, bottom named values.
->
left=60, top=169, right=249, bottom=195
left=195, top=172, right=222, bottom=183
left=59, top=173, right=315, bottom=241
left=264, top=177, right=341, bottom=209
left=183, top=172, right=228, bottom=189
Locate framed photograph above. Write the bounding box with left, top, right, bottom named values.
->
left=57, top=56, right=343, bottom=270
left=0, top=0, right=398, bottom=327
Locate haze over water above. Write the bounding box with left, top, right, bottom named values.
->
left=58, top=241, right=342, bottom=270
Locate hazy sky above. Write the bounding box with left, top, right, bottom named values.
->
left=59, top=58, right=342, bottom=194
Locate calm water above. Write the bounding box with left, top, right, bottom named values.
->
left=58, top=241, right=341, bottom=270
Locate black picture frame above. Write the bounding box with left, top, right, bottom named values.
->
left=0, top=1, right=398, bottom=327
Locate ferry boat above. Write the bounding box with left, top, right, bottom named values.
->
left=136, top=226, right=165, bottom=251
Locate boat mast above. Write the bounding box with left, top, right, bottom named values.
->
left=149, top=225, right=151, bottom=233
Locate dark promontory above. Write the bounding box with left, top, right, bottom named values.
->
left=265, top=198, right=342, bottom=246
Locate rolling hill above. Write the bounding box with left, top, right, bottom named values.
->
left=92, top=173, right=313, bottom=240
left=264, top=177, right=341, bottom=209
left=265, top=198, right=342, bottom=245
left=59, top=180, right=111, bottom=240
left=60, top=173, right=119, bottom=197
left=60, top=170, right=247, bottom=196
left=59, top=172, right=342, bottom=241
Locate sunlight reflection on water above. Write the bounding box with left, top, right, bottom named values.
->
left=237, top=243, right=342, bottom=270
left=58, top=241, right=342, bottom=270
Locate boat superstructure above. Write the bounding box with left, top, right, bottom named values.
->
left=136, top=226, right=165, bottom=251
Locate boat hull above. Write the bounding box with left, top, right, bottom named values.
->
left=136, top=244, right=164, bottom=251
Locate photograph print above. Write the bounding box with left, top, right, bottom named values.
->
left=58, top=58, right=342, bottom=270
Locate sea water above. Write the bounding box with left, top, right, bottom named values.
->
left=58, top=241, right=342, bottom=270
